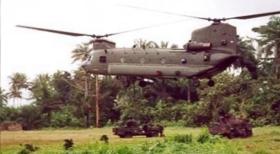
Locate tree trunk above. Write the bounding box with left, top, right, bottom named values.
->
left=84, top=75, right=90, bottom=127
left=274, top=45, right=280, bottom=79
left=95, top=75, right=100, bottom=128
left=85, top=112, right=90, bottom=127
left=47, top=111, right=52, bottom=126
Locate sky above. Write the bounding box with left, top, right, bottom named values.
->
left=1, top=0, right=280, bottom=105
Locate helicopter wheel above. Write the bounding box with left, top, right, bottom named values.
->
left=139, top=80, right=148, bottom=87
left=207, top=79, right=215, bottom=87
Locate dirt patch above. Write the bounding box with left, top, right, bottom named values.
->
left=0, top=121, right=23, bottom=131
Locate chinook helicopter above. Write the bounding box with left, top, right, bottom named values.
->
left=16, top=9, right=280, bottom=101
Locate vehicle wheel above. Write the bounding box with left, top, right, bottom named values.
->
left=208, top=79, right=215, bottom=87
left=146, top=131, right=157, bottom=137
left=244, top=128, right=253, bottom=137
left=119, top=132, right=130, bottom=138
left=119, top=134, right=126, bottom=138
left=125, top=134, right=133, bottom=138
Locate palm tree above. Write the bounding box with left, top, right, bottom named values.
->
left=30, top=74, right=53, bottom=101
left=0, top=88, right=8, bottom=107
left=8, top=73, right=29, bottom=106
left=71, top=43, right=92, bottom=63
left=171, top=44, right=179, bottom=49
left=72, top=43, right=95, bottom=126
left=133, top=39, right=158, bottom=49
left=234, top=37, right=258, bottom=79
left=159, top=41, right=169, bottom=48
left=133, top=39, right=171, bottom=49
left=72, top=69, right=93, bottom=127
left=133, top=39, right=147, bottom=48
left=237, top=38, right=258, bottom=66
left=146, top=41, right=159, bottom=48
left=253, top=16, right=280, bottom=78
left=30, top=74, right=55, bottom=124
left=52, top=71, right=72, bottom=102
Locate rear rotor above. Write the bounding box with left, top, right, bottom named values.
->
left=121, top=5, right=280, bottom=23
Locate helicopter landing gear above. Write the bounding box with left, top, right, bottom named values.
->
left=138, top=79, right=154, bottom=87
left=138, top=80, right=147, bottom=87
left=207, top=79, right=215, bottom=87
left=187, top=79, right=199, bottom=102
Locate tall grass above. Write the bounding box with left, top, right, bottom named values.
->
left=14, top=131, right=235, bottom=154
left=2, top=127, right=280, bottom=154
left=72, top=139, right=236, bottom=154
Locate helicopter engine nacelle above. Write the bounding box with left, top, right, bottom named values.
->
left=184, top=42, right=212, bottom=52
left=92, top=39, right=116, bottom=50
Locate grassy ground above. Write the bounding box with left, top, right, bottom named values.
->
left=1, top=126, right=280, bottom=153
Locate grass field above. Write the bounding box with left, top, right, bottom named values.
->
left=1, top=126, right=280, bottom=153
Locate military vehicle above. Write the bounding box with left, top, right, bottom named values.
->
left=208, top=114, right=252, bottom=138
left=112, top=120, right=164, bottom=138
left=16, top=9, right=280, bottom=101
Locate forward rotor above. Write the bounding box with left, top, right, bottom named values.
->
left=16, top=19, right=186, bottom=39
left=16, top=25, right=119, bottom=39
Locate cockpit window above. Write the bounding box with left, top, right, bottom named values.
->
left=99, top=56, right=107, bottom=63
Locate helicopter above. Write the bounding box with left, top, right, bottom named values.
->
left=16, top=9, right=280, bottom=102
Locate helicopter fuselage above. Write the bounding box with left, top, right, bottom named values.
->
left=82, top=47, right=239, bottom=79
left=81, top=22, right=240, bottom=80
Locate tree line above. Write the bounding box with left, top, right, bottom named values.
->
left=1, top=16, right=280, bottom=129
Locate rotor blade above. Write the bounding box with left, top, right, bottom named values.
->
left=16, top=25, right=95, bottom=37
left=17, top=19, right=186, bottom=40
left=121, top=5, right=280, bottom=22
left=101, top=19, right=187, bottom=38
left=225, top=10, right=280, bottom=20
left=120, top=5, right=210, bottom=21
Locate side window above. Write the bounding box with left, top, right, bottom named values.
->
left=181, top=58, right=187, bottom=64
left=99, top=56, right=107, bottom=63
left=160, top=58, right=166, bottom=64
left=120, top=57, right=125, bottom=63
left=203, top=53, right=211, bottom=62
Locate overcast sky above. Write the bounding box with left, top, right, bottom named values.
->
left=1, top=0, right=280, bottom=105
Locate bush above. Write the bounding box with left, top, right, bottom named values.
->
left=197, top=130, right=210, bottom=144
left=18, top=144, right=39, bottom=154
left=196, top=129, right=222, bottom=144
left=100, top=135, right=109, bottom=144
left=173, top=134, right=192, bottom=144
left=64, top=139, right=74, bottom=150
left=51, top=106, right=82, bottom=128
left=17, top=104, right=44, bottom=130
